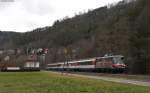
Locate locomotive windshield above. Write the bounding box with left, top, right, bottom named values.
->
left=113, top=57, right=124, bottom=64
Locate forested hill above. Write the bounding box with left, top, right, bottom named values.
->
left=0, top=0, right=150, bottom=74
left=0, top=31, right=19, bottom=49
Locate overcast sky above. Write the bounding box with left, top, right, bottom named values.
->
left=0, top=0, right=122, bottom=32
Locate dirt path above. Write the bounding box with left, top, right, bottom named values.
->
left=71, top=74, right=150, bottom=87
left=48, top=71, right=150, bottom=87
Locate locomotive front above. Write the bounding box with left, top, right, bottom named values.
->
left=111, top=55, right=126, bottom=72
left=112, top=56, right=126, bottom=68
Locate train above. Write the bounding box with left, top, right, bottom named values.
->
left=46, top=55, right=126, bottom=73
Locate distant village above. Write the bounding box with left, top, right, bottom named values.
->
left=0, top=48, right=48, bottom=71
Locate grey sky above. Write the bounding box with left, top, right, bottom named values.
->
left=0, top=0, right=122, bottom=32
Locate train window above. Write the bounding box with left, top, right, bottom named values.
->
left=58, top=64, right=61, bottom=66
left=79, top=61, right=92, bottom=65
left=48, top=64, right=57, bottom=67
left=104, top=58, right=112, bottom=62
left=71, top=63, right=78, bottom=66
left=121, top=57, right=124, bottom=60
left=113, top=57, right=124, bottom=64
left=96, top=58, right=102, bottom=62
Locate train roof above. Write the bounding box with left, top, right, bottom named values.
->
left=67, top=58, right=95, bottom=63
left=96, top=55, right=124, bottom=59
left=47, top=58, right=95, bottom=66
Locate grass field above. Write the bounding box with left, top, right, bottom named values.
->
left=0, top=71, right=149, bottom=93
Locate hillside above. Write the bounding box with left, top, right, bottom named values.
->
left=0, top=0, right=150, bottom=74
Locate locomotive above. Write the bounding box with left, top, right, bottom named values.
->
left=46, top=55, right=126, bottom=73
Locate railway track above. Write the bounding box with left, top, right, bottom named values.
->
left=47, top=71, right=150, bottom=87
left=67, top=72, right=150, bottom=82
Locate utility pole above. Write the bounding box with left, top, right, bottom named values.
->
left=62, top=48, right=69, bottom=75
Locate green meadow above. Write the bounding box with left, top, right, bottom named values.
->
left=0, top=71, right=149, bottom=93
